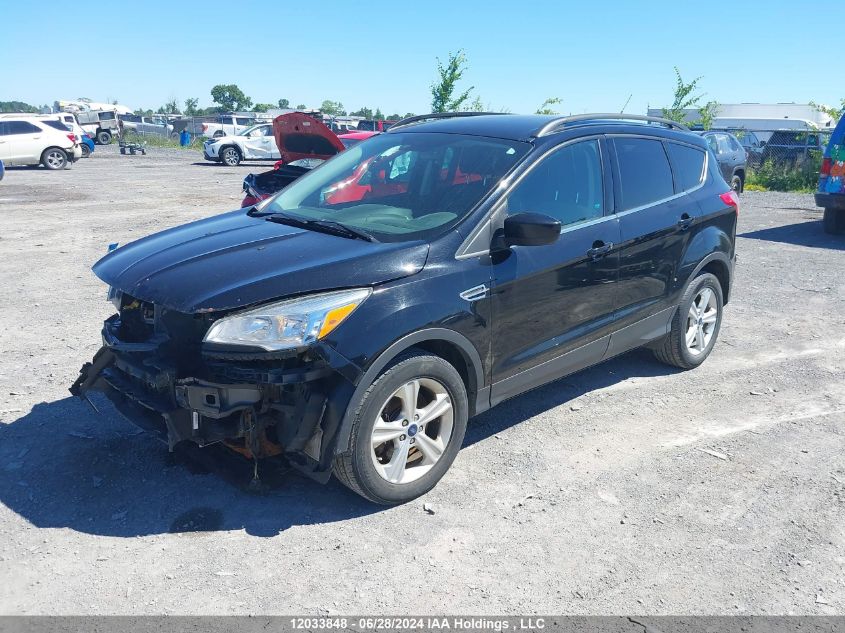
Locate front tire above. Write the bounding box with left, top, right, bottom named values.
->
left=41, top=147, right=67, bottom=170
left=652, top=272, right=723, bottom=370
left=731, top=174, right=743, bottom=194
left=333, top=351, right=468, bottom=504
left=823, top=207, right=845, bottom=235
left=220, top=146, right=241, bottom=166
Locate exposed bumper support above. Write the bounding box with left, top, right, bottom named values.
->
left=70, top=318, right=362, bottom=482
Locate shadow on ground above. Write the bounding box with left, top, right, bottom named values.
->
left=0, top=349, right=675, bottom=538
left=739, top=219, right=845, bottom=250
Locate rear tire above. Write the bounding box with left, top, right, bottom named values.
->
left=652, top=272, right=723, bottom=370
left=333, top=351, right=468, bottom=505
left=41, top=147, right=67, bottom=170
left=213, top=130, right=225, bottom=138
left=731, top=174, right=743, bottom=194
left=80, top=144, right=90, bottom=158
left=220, top=146, right=241, bottom=166
left=97, top=130, right=112, bottom=144
left=823, top=207, right=845, bottom=235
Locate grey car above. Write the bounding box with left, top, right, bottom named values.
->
left=119, top=114, right=174, bottom=138
left=699, top=131, right=747, bottom=193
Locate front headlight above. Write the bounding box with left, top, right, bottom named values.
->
left=203, top=288, right=371, bottom=351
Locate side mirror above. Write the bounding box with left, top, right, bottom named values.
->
left=502, top=212, right=561, bottom=247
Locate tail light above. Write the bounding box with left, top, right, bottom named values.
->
left=67, top=133, right=76, bottom=144
left=202, top=123, right=208, bottom=133
left=820, top=157, right=832, bottom=177
left=719, top=190, right=739, bottom=216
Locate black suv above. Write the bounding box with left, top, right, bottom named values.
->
left=72, top=113, right=738, bottom=504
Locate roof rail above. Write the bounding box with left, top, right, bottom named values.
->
left=388, top=111, right=508, bottom=131
left=534, top=113, right=689, bottom=137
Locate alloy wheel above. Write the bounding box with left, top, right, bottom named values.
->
left=685, top=287, right=718, bottom=355
left=370, top=377, right=454, bottom=485
left=45, top=150, right=66, bottom=169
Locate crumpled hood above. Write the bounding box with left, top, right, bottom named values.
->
left=93, top=209, right=429, bottom=313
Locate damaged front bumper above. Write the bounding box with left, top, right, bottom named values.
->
left=70, top=313, right=361, bottom=482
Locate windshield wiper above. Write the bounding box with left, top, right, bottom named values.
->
left=266, top=213, right=377, bottom=242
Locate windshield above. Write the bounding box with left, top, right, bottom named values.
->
left=258, top=132, right=529, bottom=242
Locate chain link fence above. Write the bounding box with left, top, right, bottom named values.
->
left=716, top=128, right=831, bottom=191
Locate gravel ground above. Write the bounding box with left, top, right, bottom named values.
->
left=0, top=145, right=843, bottom=615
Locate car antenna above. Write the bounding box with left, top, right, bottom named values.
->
left=620, top=94, right=632, bottom=114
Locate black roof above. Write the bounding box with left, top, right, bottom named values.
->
left=388, top=114, right=553, bottom=141
left=388, top=113, right=700, bottom=144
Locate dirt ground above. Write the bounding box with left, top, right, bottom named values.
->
left=0, top=145, right=842, bottom=615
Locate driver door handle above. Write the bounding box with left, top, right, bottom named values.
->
left=587, top=240, right=613, bottom=259
left=677, top=213, right=694, bottom=230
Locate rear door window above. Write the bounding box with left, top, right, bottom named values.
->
left=613, top=137, right=674, bottom=210
left=666, top=142, right=706, bottom=192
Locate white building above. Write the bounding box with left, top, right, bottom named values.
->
left=648, top=103, right=837, bottom=131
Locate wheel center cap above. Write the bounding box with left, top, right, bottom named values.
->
left=407, top=424, right=418, bottom=437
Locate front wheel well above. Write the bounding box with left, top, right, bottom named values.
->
left=699, top=259, right=731, bottom=305
left=406, top=340, right=475, bottom=399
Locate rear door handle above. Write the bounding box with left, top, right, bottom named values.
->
left=587, top=241, right=613, bottom=259
left=677, top=213, right=694, bottom=231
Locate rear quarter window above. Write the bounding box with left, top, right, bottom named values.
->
left=666, top=142, right=706, bottom=192
left=613, top=137, right=674, bottom=210
left=43, top=120, right=70, bottom=132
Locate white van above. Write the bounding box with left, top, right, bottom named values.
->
left=0, top=117, right=81, bottom=169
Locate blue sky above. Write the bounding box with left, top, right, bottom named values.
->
left=0, top=0, right=837, bottom=116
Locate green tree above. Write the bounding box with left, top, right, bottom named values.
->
left=183, top=98, right=199, bottom=116
left=374, top=107, right=385, bottom=120
left=430, top=49, right=474, bottom=113
left=295, top=104, right=306, bottom=110
left=252, top=103, right=274, bottom=112
left=536, top=97, right=563, bottom=115
left=320, top=100, right=346, bottom=116
left=0, top=101, right=39, bottom=113
left=402, top=112, right=416, bottom=119
left=163, top=98, right=180, bottom=114
left=698, top=100, right=719, bottom=130
left=388, top=113, right=401, bottom=120
left=210, top=84, right=253, bottom=112
left=278, top=98, right=290, bottom=109
left=468, top=95, right=485, bottom=112
left=350, top=106, right=374, bottom=118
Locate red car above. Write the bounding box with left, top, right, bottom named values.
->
left=241, top=115, right=378, bottom=208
